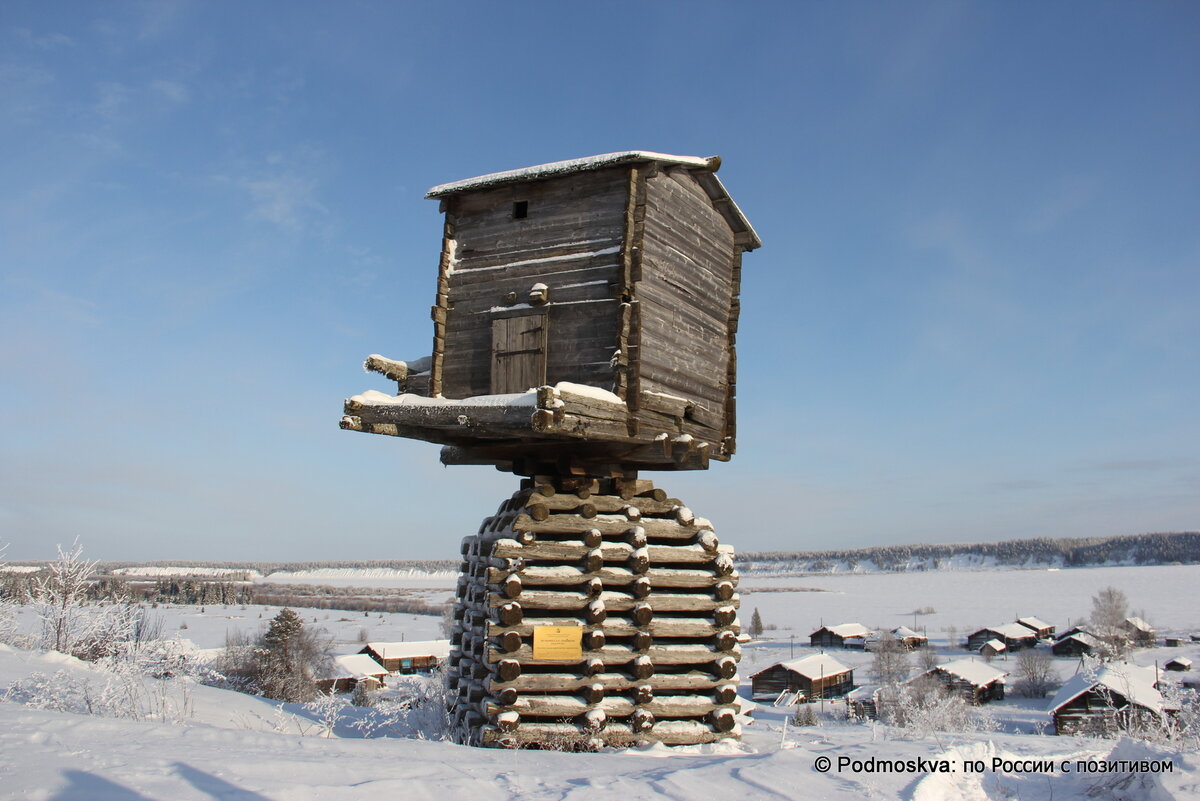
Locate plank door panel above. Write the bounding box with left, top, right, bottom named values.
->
left=491, top=315, right=547, bottom=394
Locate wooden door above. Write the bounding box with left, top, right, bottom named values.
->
left=491, top=315, right=547, bottom=394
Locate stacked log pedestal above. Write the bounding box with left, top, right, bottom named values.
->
left=446, top=475, right=742, bottom=749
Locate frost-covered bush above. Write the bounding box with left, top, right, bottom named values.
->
left=4, top=667, right=194, bottom=723
left=883, top=677, right=999, bottom=740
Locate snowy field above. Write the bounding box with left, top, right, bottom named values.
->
left=2, top=563, right=1199, bottom=799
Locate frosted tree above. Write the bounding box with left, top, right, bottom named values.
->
left=1089, top=586, right=1131, bottom=660
left=33, top=540, right=100, bottom=655
left=870, top=630, right=910, bottom=688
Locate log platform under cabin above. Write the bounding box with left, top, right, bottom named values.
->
left=341, top=152, right=759, bottom=748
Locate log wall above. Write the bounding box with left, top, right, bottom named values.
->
left=437, top=169, right=628, bottom=399
left=445, top=476, right=742, bottom=749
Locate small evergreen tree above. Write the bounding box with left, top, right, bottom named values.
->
left=253, top=608, right=330, bottom=702
left=748, top=608, right=764, bottom=638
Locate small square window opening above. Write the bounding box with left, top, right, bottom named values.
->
left=512, top=201, right=528, bottom=219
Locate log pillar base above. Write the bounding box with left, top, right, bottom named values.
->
left=445, top=475, right=742, bottom=749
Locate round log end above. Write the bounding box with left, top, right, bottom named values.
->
left=714, top=581, right=735, bottom=601
left=498, top=659, right=522, bottom=682
left=578, top=502, right=598, bottom=519
left=710, top=708, right=736, bottom=732
left=527, top=503, right=550, bottom=521
left=583, top=528, right=603, bottom=548
left=714, top=684, right=738, bottom=705
left=631, top=708, right=656, bottom=732
left=633, top=603, right=654, bottom=627
left=500, top=631, right=522, bottom=653
left=631, top=577, right=652, bottom=598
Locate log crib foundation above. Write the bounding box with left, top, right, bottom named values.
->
left=445, top=474, right=742, bottom=749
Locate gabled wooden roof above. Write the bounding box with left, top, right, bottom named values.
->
left=426, top=151, right=762, bottom=250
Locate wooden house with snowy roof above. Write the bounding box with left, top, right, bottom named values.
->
left=911, top=659, right=1008, bottom=705
left=965, top=624, right=1038, bottom=652
left=342, top=151, right=760, bottom=477
left=340, top=152, right=760, bottom=749
left=1015, top=616, right=1055, bottom=640
left=750, top=654, right=854, bottom=701
left=811, top=623, right=874, bottom=650
left=1049, top=663, right=1173, bottom=735
left=359, top=640, right=451, bottom=674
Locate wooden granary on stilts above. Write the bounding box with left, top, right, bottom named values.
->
left=341, top=151, right=760, bottom=748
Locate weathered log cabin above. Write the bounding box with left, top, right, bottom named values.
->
left=342, top=151, right=760, bottom=476
left=340, top=152, right=760, bottom=749
left=1165, top=657, right=1192, bottom=672
left=965, top=624, right=1038, bottom=652
left=890, top=626, right=928, bottom=650
left=750, top=654, right=854, bottom=701
left=317, top=653, right=390, bottom=694
left=1049, top=663, right=1172, bottom=736
left=810, top=623, right=873, bottom=650
left=1123, top=616, right=1156, bottom=647
left=911, top=659, right=1008, bottom=705
left=979, top=639, right=1007, bottom=659
left=359, top=640, right=451, bottom=674
left=1052, top=631, right=1100, bottom=657
left=1015, top=616, right=1055, bottom=640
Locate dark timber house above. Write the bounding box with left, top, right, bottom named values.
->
left=340, top=152, right=761, bottom=748
left=750, top=654, right=854, bottom=701
left=343, top=151, right=760, bottom=477
left=911, top=659, right=1008, bottom=705
left=810, top=623, right=874, bottom=650
left=1048, top=663, right=1172, bottom=736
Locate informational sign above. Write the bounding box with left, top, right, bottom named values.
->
left=532, top=625, right=583, bottom=660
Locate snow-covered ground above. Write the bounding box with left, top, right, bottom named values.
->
left=1, top=642, right=1194, bottom=801
left=2, top=563, right=1198, bottom=799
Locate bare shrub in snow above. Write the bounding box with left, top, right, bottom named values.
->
left=1012, top=648, right=1058, bottom=698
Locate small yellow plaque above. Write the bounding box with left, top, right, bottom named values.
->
left=532, top=625, right=584, bottom=660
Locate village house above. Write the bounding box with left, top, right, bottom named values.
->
left=360, top=640, right=451, bottom=674
left=1165, top=657, right=1192, bottom=672
left=1016, top=616, right=1055, bottom=640
left=1048, top=663, right=1173, bottom=736
left=1052, top=631, right=1102, bottom=657
left=316, top=653, right=390, bottom=694
left=965, top=624, right=1038, bottom=652
left=810, top=623, right=874, bottom=650
left=911, top=659, right=1008, bottom=705
left=891, top=626, right=928, bottom=650
left=1123, top=617, right=1156, bottom=647
left=980, top=639, right=1007, bottom=659
left=750, top=653, right=854, bottom=701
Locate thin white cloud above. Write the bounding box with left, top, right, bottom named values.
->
left=150, top=78, right=189, bottom=104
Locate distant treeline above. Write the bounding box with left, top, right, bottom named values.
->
left=738, top=531, right=1200, bottom=571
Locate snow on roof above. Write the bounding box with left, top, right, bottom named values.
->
left=1167, top=657, right=1192, bottom=668
left=817, top=623, right=873, bottom=639
left=365, top=640, right=452, bottom=660
left=426, top=152, right=715, bottom=197
left=1125, top=617, right=1154, bottom=633
left=1057, top=631, right=1102, bottom=648
left=1017, top=616, right=1053, bottom=631
left=979, top=623, right=1038, bottom=640
left=1048, top=663, right=1167, bottom=715
left=981, top=639, right=1007, bottom=652
left=327, top=653, right=388, bottom=681
left=425, top=151, right=762, bottom=250
left=933, top=659, right=1008, bottom=687
left=892, top=626, right=923, bottom=638
left=778, top=653, right=853, bottom=680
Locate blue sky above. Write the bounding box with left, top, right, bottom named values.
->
left=1, top=2, right=1197, bottom=561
